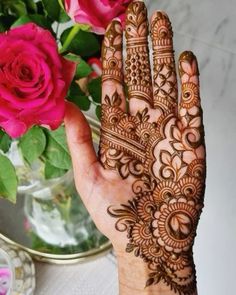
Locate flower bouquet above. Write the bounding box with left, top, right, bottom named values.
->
left=0, top=0, right=132, bottom=203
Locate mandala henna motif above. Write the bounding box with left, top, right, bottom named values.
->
left=100, top=3, right=206, bottom=295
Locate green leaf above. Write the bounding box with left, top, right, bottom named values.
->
left=58, top=9, right=70, bottom=23
left=88, top=77, right=102, bottom=103
left=60, top=28, right=100, bottom=58
left=65, top=54, right=92, bottom=79
left=44, top=161, right=67, bottom=179
left=8, top=0, right=27, bottom=17
left=11, top=14, right=31, bottom=27
left=69, top=95, right=91, bottom=111
left=42, top=0, right=60, bottom=21
left=43, top=126, right=71, bottom=170
left=76, top=59, right=92, bottom=78
left=11, top=14, right=52, bottom=29
left=29, top=14, right=52, bottom=29
left=68, top=79, right=91, bottom=111
left=0, top=155, right=18, bottom=203
left=0, top=130, right=11, bottom=153
left=69, top=80, right=85, bottom=96
left=58, top=0, right=64, bottom=9
left=0, top=15, right=17, bottom=30
left=18, top=126, right=46, bottom=165
left=35, top=1, right=45, bottom=16
left=24, top=0, right=37, bottom=13
left=0, top=20, right=6, bottom=32
left=96, top=105, right=101, bottom=121
left=42, top=0, right=69, bottom=22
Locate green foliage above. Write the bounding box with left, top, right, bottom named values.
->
left=69, top=94, right=91, bottom=111
left=11, top=14, right=52, bottom=29
left=18, top=126, right=46, bottom=165
left=58, top=9, right=70, bottom=23
left=61, top=28, right=100, bottom=57
left=88, top=77, right=102, bottom=103
left=42, top=0, right=70, bottom=23
left=42, top=0, right=60, bottom=21
left=24, top=0, right=37, bottom=13
left=44, top=161, right=67, bottom=180
left=76, top=59, right=92, bottom=78
left=0, top=20, right=6, bottom=32
left=0, top=155, right=18, bottom=203
left=68, top=80, right=91, bottom=111
left=65, top=53, right=92, bottom=79
left=1, top=0, right=27, bottom=17
left=69, top=80, right=85, bottom=96
left=43, top=126, right=71, bottom=170
left=0, top=130, right=11, bottom=153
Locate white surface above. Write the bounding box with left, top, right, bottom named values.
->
left=35, top=253, right=118, bottom=295
left=36, top=0, right=236, bottom=294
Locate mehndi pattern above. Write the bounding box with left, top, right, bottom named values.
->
left=99, top=3, right=206, bottom=295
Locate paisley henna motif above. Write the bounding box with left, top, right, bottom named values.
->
left=100, top=2, right=206, bottom=295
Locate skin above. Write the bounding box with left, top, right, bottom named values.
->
left=64, top=1, right=206, bottom=294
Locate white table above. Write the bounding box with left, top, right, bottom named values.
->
left=35, top=252, right=118, bottom=295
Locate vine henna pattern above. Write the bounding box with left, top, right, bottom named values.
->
left=99, top=2, right=206, bottom=295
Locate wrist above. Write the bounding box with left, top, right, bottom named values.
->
left=115, top=249, right=197, bottom=295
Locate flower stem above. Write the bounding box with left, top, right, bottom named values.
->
left=59, top=24, right=81, bottom=54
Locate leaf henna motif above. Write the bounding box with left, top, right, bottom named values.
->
left=100, top=4, right=206, bottom=295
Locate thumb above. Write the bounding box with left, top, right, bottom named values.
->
left=64, top=101, right=100, bottom=199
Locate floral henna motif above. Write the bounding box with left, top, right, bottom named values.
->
left=100, top=3, right=206, bottom=295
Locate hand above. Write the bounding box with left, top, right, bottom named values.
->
left=65, top=1, right=206, bottom=295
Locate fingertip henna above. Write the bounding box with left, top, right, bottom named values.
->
left=151, top=11, right=178, bottom=114
left=102, top=20, right=124, bottom=84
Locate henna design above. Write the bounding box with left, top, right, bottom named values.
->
left=125, top=1, right=153, bottom=105
left=151, top=11, right=178, bottom=114
left=102, top=20, right=123, bottom=83
left=100, top=3, right=206, bottom=295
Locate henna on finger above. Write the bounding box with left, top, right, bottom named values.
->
left=125, top=1, right=153, bottom=108
left=151, top=11, right=178, bottom=114
left=102, top=20, right=124, bottom=85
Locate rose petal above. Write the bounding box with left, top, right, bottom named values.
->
left=0, top=118, right=27, bottom=138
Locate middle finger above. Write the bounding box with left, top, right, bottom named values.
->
left=125, top=0, right=153, bottom=115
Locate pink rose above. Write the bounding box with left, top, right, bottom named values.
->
left=64, top=0, right=133, bottom=34
left=0, top=23, right=76, bottom=138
